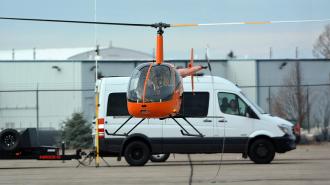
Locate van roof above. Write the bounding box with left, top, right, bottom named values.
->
left=99, top=75, right=241, bottom=92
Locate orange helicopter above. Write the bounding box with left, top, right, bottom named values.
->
left=126, top=30, right=206, bottom=118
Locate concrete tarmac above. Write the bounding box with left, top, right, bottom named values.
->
left=0, top=144, right=329, bottom=185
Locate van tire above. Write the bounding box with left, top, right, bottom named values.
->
left=150, top=154, right=170, bottom=162
left=0, top=129, right=20, bottom=151
left=124, top=141, right=150, bottom=166
left=248, top=138, right=275, bottom=164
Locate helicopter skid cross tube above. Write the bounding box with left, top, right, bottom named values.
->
left=105, top=118, right=146, bottom=136
left=105, top=116, right=133, bottom=136
left=170, top=116, right=204, bottom=137
left=105, top=118, right=145, bottom=136
left=125, top=118, right=146, bottom=135
left=182, top=117, right=205, bottom=137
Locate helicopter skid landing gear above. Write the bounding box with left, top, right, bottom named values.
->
left=104, top=115, right=203, bottom=138
left=105, top=116, right=147, bottom=136
left=170, top=116, right=204, bottom=137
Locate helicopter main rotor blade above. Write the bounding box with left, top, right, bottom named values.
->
left=0, top=17, right=154, bottom=27
left=171, top=18, right=330, bottom=27
left=2, top=17, right=330, bottom=28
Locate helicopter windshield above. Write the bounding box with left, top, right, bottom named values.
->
left=127, top=63, right=177, bottom=103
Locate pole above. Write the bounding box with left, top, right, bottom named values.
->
left=307, top=87, right=310, bottom=133
left=33, top=47, right=36, bottom=60
left=95, top=45, right=99, bottom=80
left=295, top=47, right=299, bottom=59
left=94, top=0, right=100, bottom=167
left=95, top=89, right=100, bottom=167
left=36, top=84, right=39, bottom=137
left=12, top=48, right=15, bottom=60
left=61, top=141, right=65, bottom=163
left=94, top=46, right=100, bottom=166
left=268, top=86, right=271, bottom=114
left=295, top=56, right=304, bottom=132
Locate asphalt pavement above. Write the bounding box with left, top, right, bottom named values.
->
left=0, top=143, right=329, bottom=185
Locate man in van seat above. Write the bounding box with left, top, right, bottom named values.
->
left=220, top=97, right=229, bottom=113
left=226, top=99, right=239, bottom=115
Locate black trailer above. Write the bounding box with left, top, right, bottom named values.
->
left=0, top=128, right=81, bottom=161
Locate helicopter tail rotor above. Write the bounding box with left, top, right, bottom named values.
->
left=188, top=48, right=195, bottom=94
left=205, top=47, right=212, bottom=75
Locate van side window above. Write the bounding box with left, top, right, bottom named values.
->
left=218, top=92, right=248, bottom=117
left=179, top=92, right=209, bottom=117
left=107, top=93, right=129, bottom=116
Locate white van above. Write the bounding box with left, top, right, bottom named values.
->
left=95, top=76, right=296, bottom=166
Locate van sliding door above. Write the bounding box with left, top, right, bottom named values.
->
left=162, top=92, right=215, bottom=153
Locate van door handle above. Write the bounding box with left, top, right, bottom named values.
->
left=218, top=119, right=227, bottom=123
left=203, top=119, right=212, bottom=122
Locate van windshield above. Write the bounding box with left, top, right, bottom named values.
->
left=240, top=91, right=266, bottom=114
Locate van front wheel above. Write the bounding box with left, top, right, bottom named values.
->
left=248, top=139, right=275, bottom=164
left=124, top=141, right=150, bottom=166
left=150, top=154, right=170, bottom=162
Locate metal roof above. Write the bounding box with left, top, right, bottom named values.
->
left=68, top=46, right=153, bottom=60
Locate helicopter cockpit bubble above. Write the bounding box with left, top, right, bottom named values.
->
left=127, top=63, right=181, bottom=103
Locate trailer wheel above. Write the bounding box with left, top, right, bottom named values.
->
left=0, top=129, right=20, bottom=151
left=248, top=138, right=275, bottom=164
left=150, top=154, right=170, bottom=162
left=124, top=141, right=150, bottom=166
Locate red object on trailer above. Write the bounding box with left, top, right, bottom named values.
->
left=0, top=146, right=81, bottom=160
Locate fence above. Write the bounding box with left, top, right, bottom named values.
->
left=1, top=84, right=329, bottom=133
left=0, top=89, right=94, bottom=130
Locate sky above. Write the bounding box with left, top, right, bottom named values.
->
left=1, top=0, right=330, bottom=59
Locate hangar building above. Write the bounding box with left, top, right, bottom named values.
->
left=0, top=47, right=329, bottom=130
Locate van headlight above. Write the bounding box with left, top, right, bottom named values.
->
left=278, top=124, right=292, bottom=135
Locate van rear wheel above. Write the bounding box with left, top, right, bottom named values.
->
left=248, top=139, right=275, bottom=164
left=150, top=154, right=170, bottom=162
left=124, top=141, right=150, bottom=166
